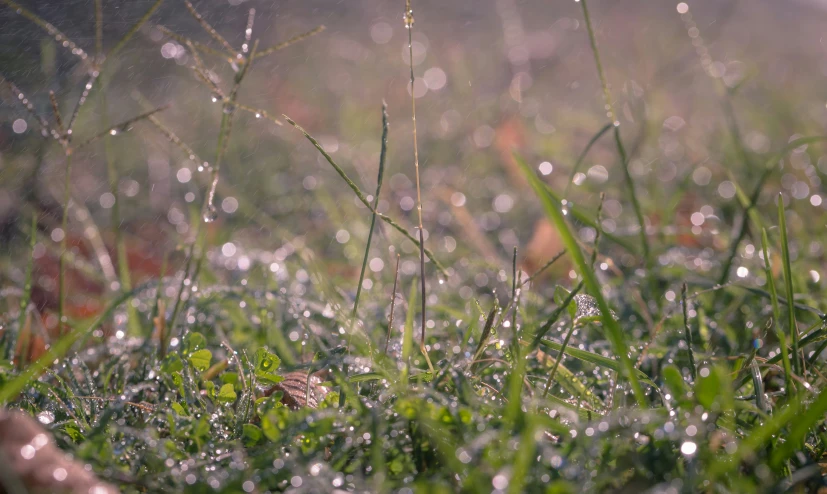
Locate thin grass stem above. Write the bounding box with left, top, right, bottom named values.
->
left=183, top=0, right=237, bottom=56
left=256, top=25, right=326, bottom=59
left=579, top=0, right=649, bottom=264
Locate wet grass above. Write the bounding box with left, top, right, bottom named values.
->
left=2, top=0, right=827, bottom=493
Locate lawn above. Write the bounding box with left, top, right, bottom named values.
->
left=1, top=0, right=827, bottom=492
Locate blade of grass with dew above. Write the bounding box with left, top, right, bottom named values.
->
left=551, top=362, right=605, bottom=410
left=284, top=116, right=446, bottom=276
left=778, top=195, right=802, bottom=376
left=681, top=283, right=698, bottom=380
left=710, top=387, right=827, bottom=479
left=0, top=0, right=90, bottom=64
left=471, top=305, right=498, bottom=369
left=579, top=0, right=649, bottom=264
left=517, top=152, right=647, bottom=406
left=183, top=0, right=236, bottom=55
left=538, top=338, right=656, bottom=388
left=352, top=102, right=388, bottom=316
left=107, top=0, right=164, bottom=61
left=505, top=247, right=527, bottom=422
left=762, top=228, right=793, bottom=397
left=770, top=390, right=827, bottom=468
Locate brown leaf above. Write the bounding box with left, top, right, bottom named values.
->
left=0, top=409, right=118, bottom=494
left=263, top=371, right=329, bottom=410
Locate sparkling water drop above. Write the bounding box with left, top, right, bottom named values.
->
left=203, top=205, right=218, bottom=223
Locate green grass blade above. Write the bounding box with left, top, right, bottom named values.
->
left=770, top=392, right=827, bottom=468
left=517, top=152, right=647, bottom=406
left=539, top=338, right=656, bottom=388
left=540, top=181, right=637, bottom=254
left=778, top=195, right=802, bottom=376
left=681, top=283, right=697, bottom=380
left=762, top=228, right=792, bottom=396
left=352, top=102, right=388, bottom=315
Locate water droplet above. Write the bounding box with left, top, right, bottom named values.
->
left=203, top=204, right=218, bottom=223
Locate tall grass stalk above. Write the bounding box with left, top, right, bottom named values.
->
left=404, top=0, right=434, bottom=372
left=579, top=0, right=649, bottom=265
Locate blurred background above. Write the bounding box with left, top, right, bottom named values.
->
left=2, top=0, right=827, bottom=328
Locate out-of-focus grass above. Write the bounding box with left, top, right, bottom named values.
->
left=2, top=0, right=827, bottom=492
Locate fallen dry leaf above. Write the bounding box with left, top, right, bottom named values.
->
left=0, top=409, right=118, bottom=494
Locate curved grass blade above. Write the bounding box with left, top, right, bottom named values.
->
left=517, top=152, right=647, bottom=406
left=285, top=115, right=446, bottom=276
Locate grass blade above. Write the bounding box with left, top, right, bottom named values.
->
left=352, top=102, right=389, bottom=316
left=681, top=283, right=697, bottom=380
left=762, top=228, right=793, bottom=396
left=541, top=180, right=637, bottom=254
left=778, top=195, right=802, bottom=376
left=539, top=338, right=655, bottom=388
left=517, top=152, right=647, bottom=406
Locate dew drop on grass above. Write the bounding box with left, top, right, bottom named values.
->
left=203, top=204, right=218, bottom=223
